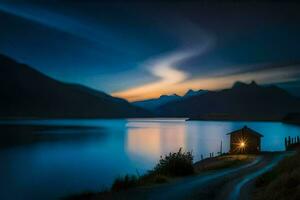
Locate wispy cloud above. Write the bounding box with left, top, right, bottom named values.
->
left=111, top=16, right=216, bottom=101
left=112, top=39, right=213, bottom=101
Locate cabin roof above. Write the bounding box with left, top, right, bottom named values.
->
left=226, top=126, right=264, bottom=137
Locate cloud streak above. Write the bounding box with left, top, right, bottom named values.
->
left=111, top=16, right=217, bottom=101
left=112, top=39, right=213, bottom=101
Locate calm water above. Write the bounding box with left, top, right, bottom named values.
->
left=0, top=119, right=299, bottom=200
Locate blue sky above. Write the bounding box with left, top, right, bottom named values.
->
left=0, top=0, right=300, bottom=101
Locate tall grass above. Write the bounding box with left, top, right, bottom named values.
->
left=153, top=147, right=194, bottom=176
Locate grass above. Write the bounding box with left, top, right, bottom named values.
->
left=194, top=154, right=256, bottom=173
left=254, top=151, right=300, bottom=200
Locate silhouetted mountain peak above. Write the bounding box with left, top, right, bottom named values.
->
left=232, top=81, right=248, bottom=89
left=159, top=94, right=179, bottom=98
left=232, top=81, right=260, bottom=90
left=250, top=80, right=258, bottom=86
left=184, top=89, right=196, bottom=96
left=184, top=89, right=208, bottom=97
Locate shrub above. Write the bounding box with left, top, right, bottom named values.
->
left=153, top=148, right=194, bottom=176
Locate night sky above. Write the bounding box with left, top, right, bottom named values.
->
left=1, top=0, right=300, bottom=101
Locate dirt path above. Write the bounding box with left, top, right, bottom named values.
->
left=135, top=157, right=263, bottom=200
left=216, top=152, right=290, bottom=200
left=222, top=152, right=292, bottom=200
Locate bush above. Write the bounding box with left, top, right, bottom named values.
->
left=153, top=148, right=194, bottom=176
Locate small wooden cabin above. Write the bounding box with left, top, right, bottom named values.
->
left=227, top=126, right=263, bottom=154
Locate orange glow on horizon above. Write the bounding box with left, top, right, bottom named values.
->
left=111, top=65, right=300, bottom=102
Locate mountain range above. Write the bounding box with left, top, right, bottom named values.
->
left=157, top=81, right=300, bottom=120
left=0, top=54, right=150, bottom=118
left=1, top=54, right=300, bottom=120
left=132, top=89, right=207, bottom=110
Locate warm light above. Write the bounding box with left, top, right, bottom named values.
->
left=233, top=138, right=247, bottom=153
left=240, top=142, right=245, bottom=148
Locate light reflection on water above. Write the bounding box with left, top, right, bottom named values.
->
left=126, top=120, right=187, bottom=165
left=0, top=119, right=299, bottom=200
left=126, top=120, right=233, bottom=163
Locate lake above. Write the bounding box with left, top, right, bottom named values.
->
left=0, top=119, right=299, bottom=200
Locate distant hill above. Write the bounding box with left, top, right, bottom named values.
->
left=0, top=54, right=150, bottom=118
left=283, top=113, right=300, bottom=125
left=133, top=89, right=208, bottom=110
left=133, top=94, right=181, bottom=110
left=184, top=89, right=208, bottom=97
left=158, top=81, right=300, bottom=120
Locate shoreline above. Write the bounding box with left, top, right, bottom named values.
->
left=66, top=151, right=289, bottom=200
left=1, top=117, right=299, bottom=127
left=64, top=153, right=260, bottom=199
